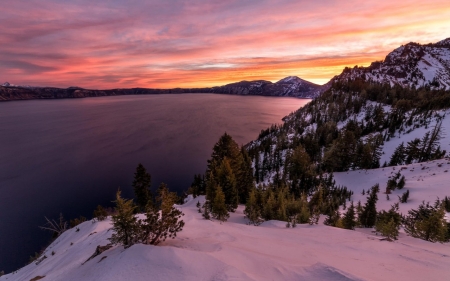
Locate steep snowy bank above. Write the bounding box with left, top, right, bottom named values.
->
left=3, top=176, right=449, bottom=281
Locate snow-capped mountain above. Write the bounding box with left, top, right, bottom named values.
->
left=333, top=38, right=450, bottom=89
left=0, top=76, right=322, bottom=101
left=210, top=76, right=322, bottom=98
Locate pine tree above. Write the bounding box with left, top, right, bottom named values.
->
left=132, top=163, right=152, bottom=211
left=109, top=190, right=139, bottom=247
left=379, top=218, right=399, bottom=241
left=324, top=209, right=341, bottom=227
left=262, top=190, right=277, bottom=220
left=342, top=201, right=357, bottom=230
left=244, top=188, right=262, bottom=225
left=360, top=184, right=379, bottom=228
left=93, top=205, right=108, bottom=221
left=139, top=183, right=185, bottom=245
left=403, top=201, right=448, bottom=242
left=297, top=193, right=311, bottom=224
left=399, top=190, right=409, bottom=203
left=389, top=142, right=406, bottom=166
left=217, top=158, right=239, bottom=212
left=212, top=186, right=229, bottom=222
left=202, top=201, right=211, bottom=220
left=375, top=203, right=401, bottom=240
left=397, top=176, right=406, bottom=189
left=238, top=147, right=256, bottom=204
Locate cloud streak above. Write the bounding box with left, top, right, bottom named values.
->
left=1, top=0, right=450, bottom=88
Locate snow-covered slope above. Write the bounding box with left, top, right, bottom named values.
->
left=334, top=159, right=450, bottom=215
left=3, top=189, right=449, bottom=281
left=334, top=39, right=450, bottom=89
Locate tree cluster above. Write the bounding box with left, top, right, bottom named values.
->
left=109, top=165, right=184, bottom=247
left=403, top=200, right=449, bottom=243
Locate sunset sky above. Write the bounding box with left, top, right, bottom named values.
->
left=1, top=0, right=450, bottom=89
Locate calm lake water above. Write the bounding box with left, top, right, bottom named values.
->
left=0, top=94, right=310, bottom=272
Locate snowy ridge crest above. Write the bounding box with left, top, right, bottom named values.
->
left=333, top=38, right=450, bottom=90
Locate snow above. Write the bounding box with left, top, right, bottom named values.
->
left=3, top=189, right=450, bottom=280
left=334, top=159, right=450, bottom=215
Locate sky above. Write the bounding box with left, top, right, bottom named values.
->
left=1, top=0, right=450, bottom=89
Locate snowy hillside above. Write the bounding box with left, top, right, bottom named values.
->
left=2, top=185, right=449, bottom=281
left=335, top=38, right=450, bottom=90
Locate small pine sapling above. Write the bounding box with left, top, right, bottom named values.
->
left=93, top=205, right=108, bottom=221
left=397, top=176, right=406, bottom=189
left=212, top=186, right=229, bottom=222
left=399, top=190, right=410, bottom=203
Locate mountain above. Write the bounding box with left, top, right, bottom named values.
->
left=332, top=38, right=450, bottom=89
left=210, top=76, right=322, bottom=98
left=246, top=38, right=450, bottom=187
left=0, top=76, right=321, bottom=102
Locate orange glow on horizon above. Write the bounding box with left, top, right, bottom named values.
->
left=1, top=0, right=449, bottom=89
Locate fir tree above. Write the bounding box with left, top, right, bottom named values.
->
left=132, top=163, right=152, bottom=211
left=342, top=201, right=357, bottom=230
left=262, top=190, right=277, bottom=220
left=389, top=142, right=406, bottom=166
left=109, top=190, right=139, bottom=247
left=212, top=186, right=229, bottom=222
left=397, top=176, right=406, bottom=189
left=139, top=183, right=185, bottom=245
left=399, top=190, right=409, bottom=203
left=202, top=201, right=211, bottom=220
left=324, top=209, right=341, bottom=227
left=238, top=147, right=256, bottom=204
left=217, top=158, right=239, bottom=212
left=244, top=188, right=263, bottom=225
left=297, top=193, right=311, bottom=224
left=375, top=203, right=401, bottom=240
left=360, top=184, right=379, bottom=228
left=93, top=205, right=108, bottom=221
left=403, top=201, right=448, bottom=242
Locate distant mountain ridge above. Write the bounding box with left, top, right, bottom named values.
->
left=210, top=76, right=322, bottom=98
left=2, top=37, right=450, bottom=101
left=0, top=76, right=322, bottom=101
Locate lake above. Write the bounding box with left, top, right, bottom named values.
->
left=0, top=94, right=310, bottom=272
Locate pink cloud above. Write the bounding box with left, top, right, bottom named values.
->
left=1, top=0, right=449, bottom=88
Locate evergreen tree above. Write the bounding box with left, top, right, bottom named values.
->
left=403, top=201, right=448, bottom=242
left=389, top=142, right=406, bottom=166
left=375, top=203, right=401, bottom=240
left=324, top=209, right=341, bottom=227
left=212, top=186, right=229, bottom=222
left=217, top=158, right=239, bottom=212
left=399, top=190, right=409, bottom=203
left=297, top=193, right=311, bottom=224
left=379, top=218, right=399, bottom=241
left=342, top=201, right=357, bottom=230
left=139, top=183, right=185, bottom=245
left=360, top=184, right=379, bottom=228
left=109, top=190, right=139, bottom=247
left=132, top=163, right=152, bottom=211
left=397, top=176, right=406, bottom=189
left=238, top=147, right=255, bottom=204
left=244, top=188, right=263, bottom=225
left=262, top=189, right=276, bottom=220
left=93, top=205, right=108, bottom=221
left=202, top=201, right=211, bottom=220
